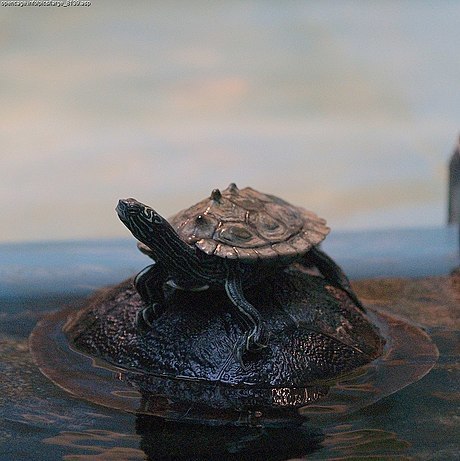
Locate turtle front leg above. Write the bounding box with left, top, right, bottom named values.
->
left=134, top=262, right=167, bottom=331
left=303, top=246, right=364, bottom=310
left=224, top=262, right=268, bottom=364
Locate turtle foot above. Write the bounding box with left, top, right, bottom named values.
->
left=234, top=328, right=270, bottom=369
left=135, top=304, right=165, bottom=333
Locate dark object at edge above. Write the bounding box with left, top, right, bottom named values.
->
left=448, top=136, right=460, bottom=224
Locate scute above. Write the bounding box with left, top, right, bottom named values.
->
left=170, top=185, right=330, bottom=261
left=226, top=190, right=265, bottom=211
left=248, top=212, right=292, bottom=242
left=196, top=239, right=217, bottom=255
left=264, top=202, right=304, bottom=229
left=215, top=223, right=264, bottom=248
left=214, top=243, right=238, bottom=259
left=177, top=214, right=219, bottom=245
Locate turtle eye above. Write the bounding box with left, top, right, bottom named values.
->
left=127, top=204, right=142, bottom=215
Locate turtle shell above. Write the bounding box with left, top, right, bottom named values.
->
left=168, top=183, right=329, bottom=261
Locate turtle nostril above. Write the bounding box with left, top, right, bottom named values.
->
left=116, top=200, right=127, bottom=214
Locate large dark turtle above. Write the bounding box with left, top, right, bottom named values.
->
left=116, top=183, right=362, bottom=361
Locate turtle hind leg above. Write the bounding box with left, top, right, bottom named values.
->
left=304, top=246, right=364, bottom=311
left=224, top=262, right=269, bottom=366
left=134, top=262, right=167, bottom=331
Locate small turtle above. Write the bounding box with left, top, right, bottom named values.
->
left=116, top=183, right=362, bottom=362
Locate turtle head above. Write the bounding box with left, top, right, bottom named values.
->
left=116, top=198, right=168, bottom=246
left=117, top=198, right=198, bottom=272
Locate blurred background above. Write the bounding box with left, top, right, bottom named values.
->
left=1, top=1, right=458, bottom=243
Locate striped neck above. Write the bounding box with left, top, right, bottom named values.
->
left=116, top=198, right=221, bottom=284
left=143, top=220, right=205, bottom=281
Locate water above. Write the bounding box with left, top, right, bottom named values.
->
left=30, top=305, right=437, bottom=424
left=1, top=2, right=459, bottom=243
left=0, top=227, right=458, bottom=459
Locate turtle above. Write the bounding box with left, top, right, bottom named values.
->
left=116, top=183, right=363, bottom=362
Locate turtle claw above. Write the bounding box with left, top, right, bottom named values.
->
left=135, top=304, right=164, bottom=333
left=234, top=336, right=251, bottom=371
left=247, top=323, right=270, bottom=351
left=234, top=329, right=270, bottom=370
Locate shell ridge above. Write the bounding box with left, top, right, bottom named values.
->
left=170, top=186, right=329, bottom=261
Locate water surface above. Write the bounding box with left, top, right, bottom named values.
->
left=0, top=227, right=458, bottom=459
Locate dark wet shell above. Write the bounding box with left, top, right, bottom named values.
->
left=61, top=268, right=385, bottom=389
left=168, top=185, right=329, bottom=260
left=30, top=269, right=443, bottom=422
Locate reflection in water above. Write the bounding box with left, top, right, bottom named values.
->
left=135, top=415, right=323, bottom=461
left=43, top=417, right=324, bottom=460
left=270, top=387, right=329, bottom=407
left=322, top=428, right=412, bottom=460
left=44, top=430, right=144, bottom=461
left=1, top=414, right=419, bottom=461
